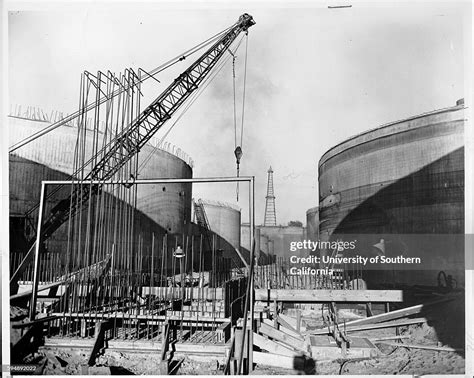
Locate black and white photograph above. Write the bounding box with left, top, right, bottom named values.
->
left=1, top=0, right=473, bottom=376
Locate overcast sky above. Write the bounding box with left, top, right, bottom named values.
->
left=7, top=1, right=470, bottom=225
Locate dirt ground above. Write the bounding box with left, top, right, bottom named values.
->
left=13, top=293, right=465, bottom=375
left=36, top=319, right=465, bottom=376
left=37, top=349, right=226, bottom=375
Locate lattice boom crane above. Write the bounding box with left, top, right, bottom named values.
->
left=11, top=13, right=255, bottom=292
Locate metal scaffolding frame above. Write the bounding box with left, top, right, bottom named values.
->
left=30, top=176, right=256, bottom=328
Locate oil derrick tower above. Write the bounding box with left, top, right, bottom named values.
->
left=264, top=166, right=276, bottom=226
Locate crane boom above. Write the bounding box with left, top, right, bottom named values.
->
left=10, top=13, right=255, bottom=292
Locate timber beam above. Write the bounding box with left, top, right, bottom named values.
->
left=51, top=312, right=230, bottom=323
left=255, top=289, right=403, bottom=303
left=42, top=338, right=229, bottom=356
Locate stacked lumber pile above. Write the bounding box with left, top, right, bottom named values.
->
left=307, top=294, right=460, bottom=335
left=252, top=312, right=314, bottom=371
left=251, top=293, right=463, bottom=371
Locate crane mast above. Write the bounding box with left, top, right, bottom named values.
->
left=11, top=13, right=255, bottom=292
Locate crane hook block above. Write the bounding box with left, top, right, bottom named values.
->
left=238, top=13, right=256, bottom=30
left=234, top=146, right=243, bottom=164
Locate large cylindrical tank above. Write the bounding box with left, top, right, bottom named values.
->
left=306, top=206, right=319, bottom=240
left=9, top=154, right=168, bottom=280
left=8, top=113, right=193, bottom=234
left=318, top=100, right=464, bottom=287
left=200, top=199, right=241, bottom=252
left=135, top=142, right=192, bottom=234
left=9, top=111, right=194, bottom=283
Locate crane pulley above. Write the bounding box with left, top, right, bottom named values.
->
left=234, top=145, right=243, bottom=173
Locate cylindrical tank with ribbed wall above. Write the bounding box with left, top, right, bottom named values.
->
left=318, top=100, right=464, bottom=287
left=306, top=207, right=319, bottom=241
left=199, top=200, right=241, bottom=252
left=8, top=115, right=193, bottom=234
left=9, top=154, right=169, bottom=280
left=135, top=142, right=192, bottom=234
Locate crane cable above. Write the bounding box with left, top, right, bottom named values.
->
left=231, top=51, right=237, bottom=157
left=233, top=32, right=249, bottom=201
left=137, top=34, right=246, bottom=175
left=240, top=32, right=249, bottom=149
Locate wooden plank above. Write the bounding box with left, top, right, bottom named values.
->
left=253, top=351, right=329, bottom=370
left=224, top=332, right=236, bottom=375
left=234, top=329, right=246, bottom=361
left=51, top=312, right=230, bottom=323
left=376, top=342, right=463, bottom=353
left=12, top=315, right=58, bottom=328
left=308, top=317, right=427, bottom=335
left=369, top=335, right=410, bottom=342
left=276, top=316, right=302, bottom=338
left=327, top=295, right=459, bottom=328
left=45, top=338, right=95, bottom=348
left=11, top=281, right=64, bottom=300
left=262, top=318, right=300, bottom=338
left=255, top=289, right=403, bottom=303
left=80, top=320, right=87, bottom=338
left=88, top=321, right=111, bottom=366
left=366, top=302, right=373, bottom=317
left=296, top=310, right=301, bottom=333
left=253, top=351, right=296, bottom=369
left=174, top=343, right=227, bottom=355
left=276, top=315, right=298, bottom=329
left=273, top=300, right=278, bottom=328
left=217, top=322, right=231, bottom=343
left=259, top=323, right=307, bottom=353
left=253, top=333, right=297, bottom=357
left=58, top=338, right=228, bottom=355
left=160, top=322, right=170, bottom=361
left=263, top=319, right=304, bottom=340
